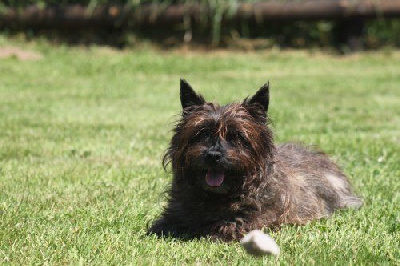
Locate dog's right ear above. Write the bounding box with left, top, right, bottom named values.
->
left=180, top=79, right=205, bottom=109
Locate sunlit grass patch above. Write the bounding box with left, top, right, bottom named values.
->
left=0, top=39, right=399, bottom=264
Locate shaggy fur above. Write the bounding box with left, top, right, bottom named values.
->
left=148, top=79, right=362, bottom=241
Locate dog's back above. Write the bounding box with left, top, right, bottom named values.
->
left=274, top=143, right=362, bottom=223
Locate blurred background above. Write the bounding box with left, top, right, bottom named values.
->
left=1, top=0, right=400, bottom=52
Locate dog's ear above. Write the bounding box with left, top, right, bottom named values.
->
left=245, top=82, right=269, bottom=113
left=180, top=79, right=205, bottom=109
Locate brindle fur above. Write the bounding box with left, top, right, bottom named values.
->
left=148, top=79, right=362, bottom=241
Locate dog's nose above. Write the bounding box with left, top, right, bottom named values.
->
left=206, top=149, right=222, bottom=161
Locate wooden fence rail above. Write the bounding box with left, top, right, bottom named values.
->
left=1, top=1, right=399, bottom=29
left=1, top=1, right=399, bottom=49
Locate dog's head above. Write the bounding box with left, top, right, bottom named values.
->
left=164, top=79, right=275, bottom=196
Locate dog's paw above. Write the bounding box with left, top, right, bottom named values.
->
left=211, top=222, right=246, bottom=241
left=148, top=218, right=191, bottom=239
left=147, top=218, right=174, bottom=237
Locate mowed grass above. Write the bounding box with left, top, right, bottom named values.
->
left=0, top=37, right=399, bottom=265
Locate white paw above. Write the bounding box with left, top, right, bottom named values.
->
left=240, top=230, right=280, bottom=256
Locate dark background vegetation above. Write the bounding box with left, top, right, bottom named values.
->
left=1, top=0, right=399, bottom=50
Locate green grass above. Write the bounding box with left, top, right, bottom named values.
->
left=0, top=37, right=399, bottom=265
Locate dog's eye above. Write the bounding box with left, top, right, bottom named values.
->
left=225, top=131, right=235, bottom=142
left=226, top=131, right=248, bottom=143
left=237, top=132, right=249, bottom=144
left=228, top=131, right=252, bottom=150
left=191, top=130, right=208, bottom=143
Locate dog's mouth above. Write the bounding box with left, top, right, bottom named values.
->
left=205, top=168, right=225, bottom=187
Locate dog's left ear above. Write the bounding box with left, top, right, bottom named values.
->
left=245, top=82, right=270, bottom=113
left=180, top=78, right=205, bottom=109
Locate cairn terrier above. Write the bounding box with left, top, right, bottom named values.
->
left=149, top=79, right=362, bottom=241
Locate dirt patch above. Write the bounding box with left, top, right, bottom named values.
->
left=0, top=47, right=43, bottom=60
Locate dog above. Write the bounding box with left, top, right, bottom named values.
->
left=148, top=79, right=362, bottom=241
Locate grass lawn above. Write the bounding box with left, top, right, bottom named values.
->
left=0, top=37, right=399, bottom=265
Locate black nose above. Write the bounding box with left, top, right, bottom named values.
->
left=206, top=148, right=222, bottom=162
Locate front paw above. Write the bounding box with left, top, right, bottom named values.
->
left=148, top=218, right=174, bottom=237
left=148, top=218, right=189, bottom=239
left=211, top=222, right=246, bottom=242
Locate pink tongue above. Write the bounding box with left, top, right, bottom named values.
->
left=205, top=169, right=225, bottom=187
